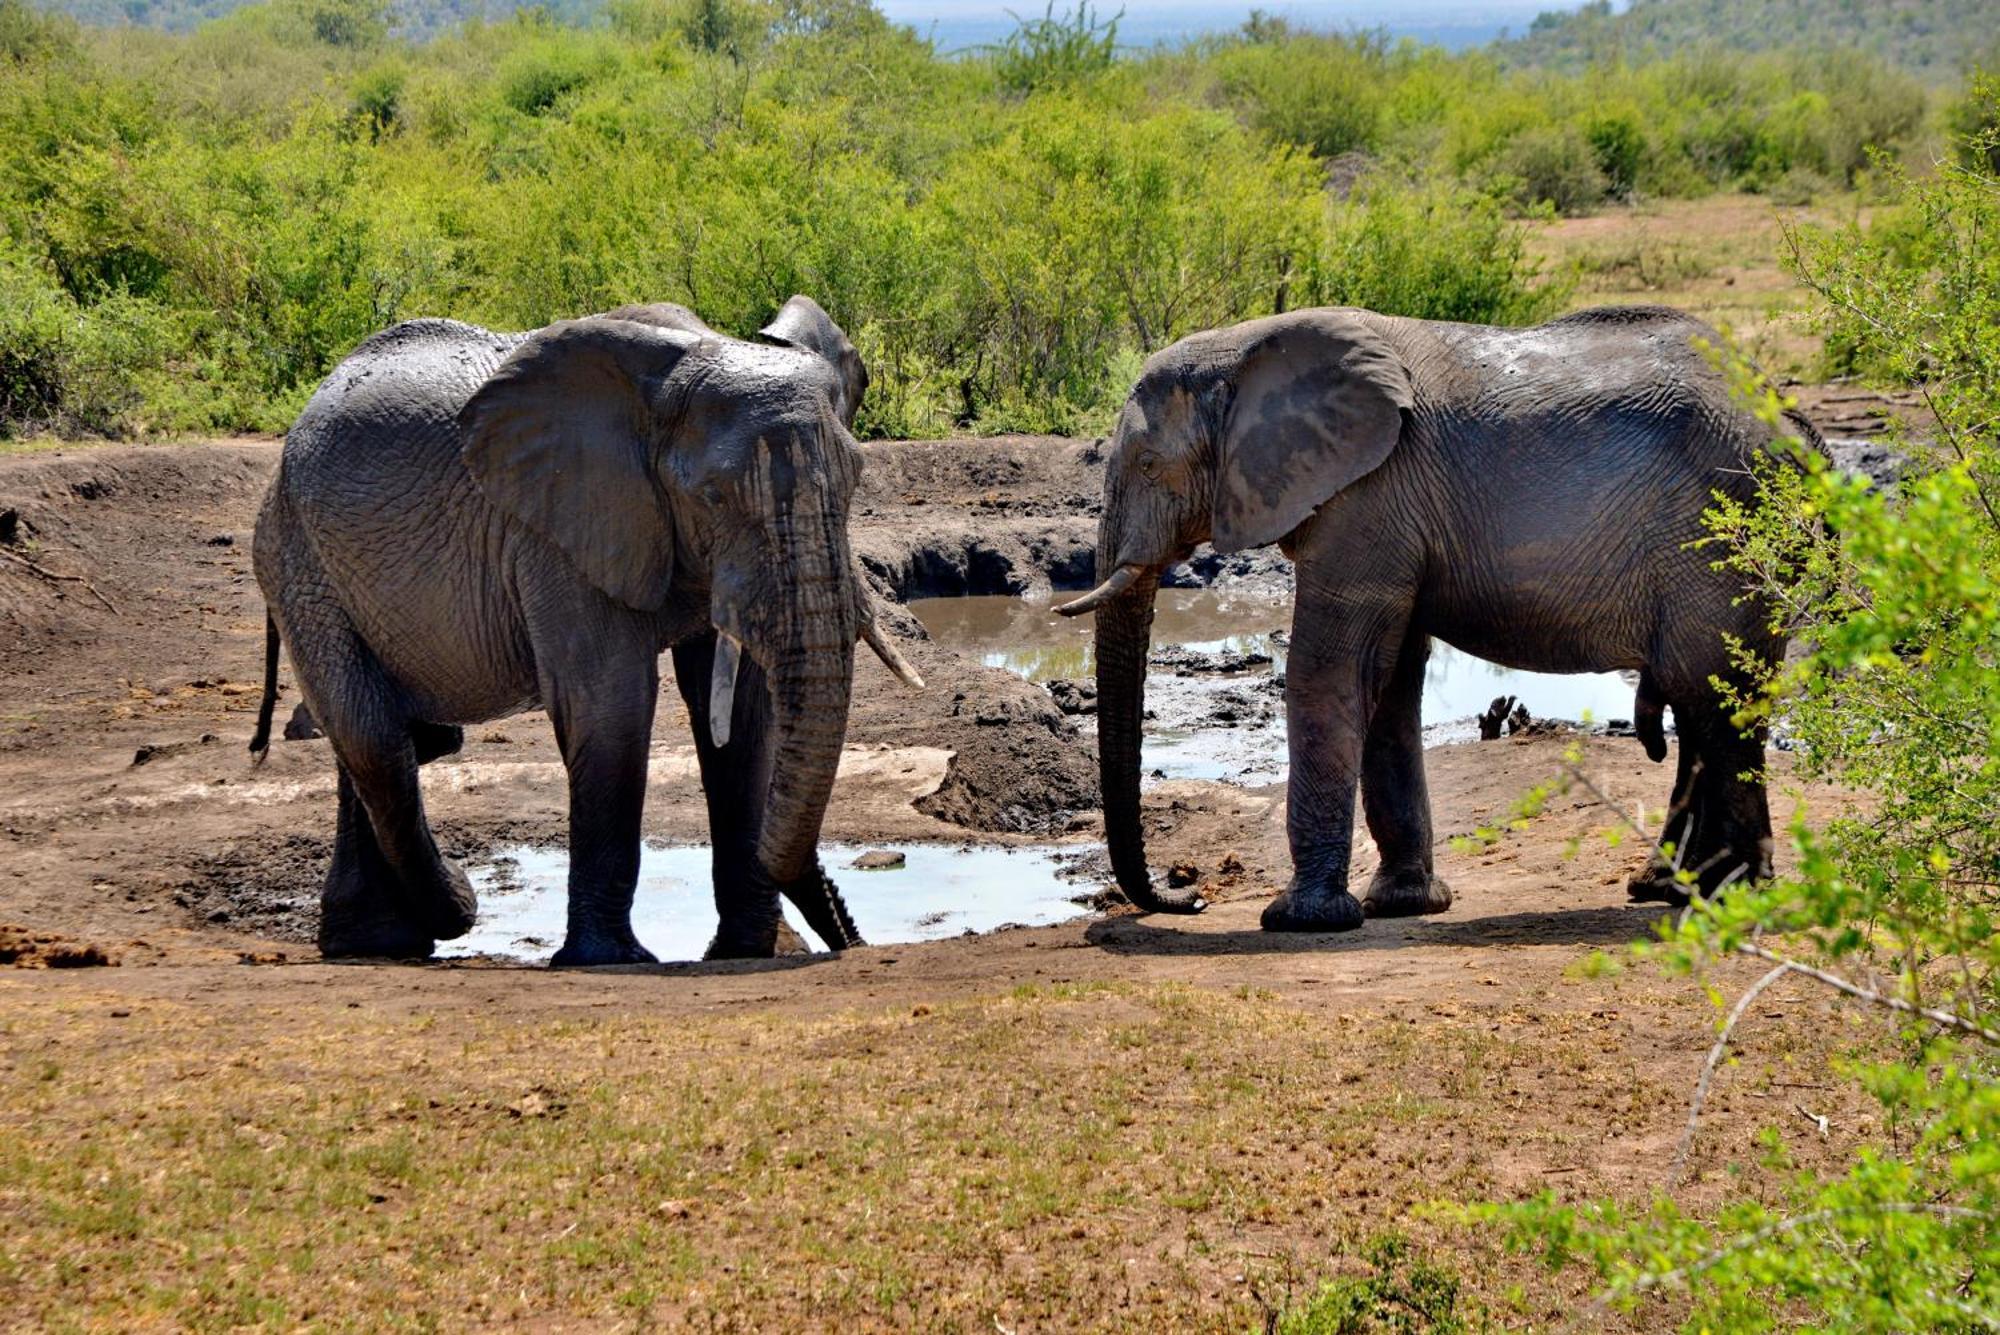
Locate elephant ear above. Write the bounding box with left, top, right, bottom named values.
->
left=759, top=294, right=868, bottom=427
left=1212, top=311, right=1413, bottom=554
left=459, top=318, right=700, bottom=613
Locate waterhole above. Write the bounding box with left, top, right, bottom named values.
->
left=437, top=842, right=1089, bottom=964
left=910, top=593, right=1649, bottom=784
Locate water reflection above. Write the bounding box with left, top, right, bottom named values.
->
left=911, top=593, right=1639, bottom=729
left=909, top=590, right=1286, bottom=682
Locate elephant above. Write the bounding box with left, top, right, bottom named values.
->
left=1060, top=304, right=1813, bottom=932
left=249, top=296, right=923, bottom=964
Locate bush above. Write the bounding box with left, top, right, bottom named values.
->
left=0, top=241, right=176, bottom=437
left=1211, top=31, right=1387, bottom=160
left=991, top=2, right=1116, bottom=96
left=496, top=31, right=616, bottom=115
left=1949, top=71, right=2000, bottom=177
left=1314, top=179, right=1569, bottom=324
left=1486, top=122, right=1606, bottom=215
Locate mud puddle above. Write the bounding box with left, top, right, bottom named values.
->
left=439, top=843, right=1091, bottom=964
left=911, top=594, right=1648, bottom=785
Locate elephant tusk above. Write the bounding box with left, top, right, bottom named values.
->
left=1055, top=563, right=1143, bottom=617
left=709, top=632, right=743, bottom=747
left=862, top=619, right=925, bottom=690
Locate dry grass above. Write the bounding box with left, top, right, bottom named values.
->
left=1530, top=192, right=1876, bottom=377
left=0, top=965, right=1882, bottom=1331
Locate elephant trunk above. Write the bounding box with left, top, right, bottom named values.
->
left=1091, top=553, right=1206, bottom=915
left=750, top=513, right=865, bottom=951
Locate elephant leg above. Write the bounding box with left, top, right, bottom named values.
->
left=320, top=765, right=435, bottom=959
left=673, top=633, right=862, bottom=957
left=1629, top=732, right=1700, bottom=902
left=544, top=657, right=660, bottom=968
left=1629, top=684, right=1772, bottom=902
left=1263, top=600, right=1410, bottom=934
left=673, top=632, right=781, bottom=958
left=289, top=616, right=478, bottom=950
left=1359, top=630, right=1451, bottom=918
left=1673, top=698, right=1772, bottom=896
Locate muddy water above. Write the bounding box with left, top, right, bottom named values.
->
left=437, top=843, right=1090, bottom=964
left=910, top=589, right=1285, bottom=682
left=911, top=593, right=1646, bottom=784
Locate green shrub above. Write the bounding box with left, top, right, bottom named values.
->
left=1277, top=1233, right=1473, bottom=1334
left=1486, top=122, right=1606, bottom=215
left=1582, top=105, right=1644, bottom=198
left=1313, top=179, right=1569, bottom=324
left=0, top=0, right=77, bottom=65
left=348, top=58, right=405, bottom=138
left=1949, top=71, right=2000, bottom=177
left=496, top=29, right=616, bottom=116
left=991, top=2, right=1116, bottom=95
left=1211, top=31, right=1387, bottom=160
left=0, top=240, right=176, bottom=436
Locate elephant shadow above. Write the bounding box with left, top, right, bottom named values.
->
left=1083, top=902, right=1676, bottom=956
left=337, top=949, right=844, bottom=974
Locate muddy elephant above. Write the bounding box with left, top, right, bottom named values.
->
left=1061, top=305, right=1808, bottom=931
left=251, top=297, right=922, bottom=964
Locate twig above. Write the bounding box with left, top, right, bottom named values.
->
left=1611, top=1202, right=1990, bottom=1301
left=0, top=546, right=118, bottom=614
left=1793, top=1103, right=1830, bottom=1138
left=1735, top=942, right=2000, bottom=1045
left=1671, top=961, right=1796, bottom=1182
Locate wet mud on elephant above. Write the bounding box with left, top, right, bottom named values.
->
left=250, top=297, right=922, bottom=965
left=1062, top=304, right=1818, bottom=932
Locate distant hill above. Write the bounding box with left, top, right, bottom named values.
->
left=1499, top=0, right=2000, bottom=80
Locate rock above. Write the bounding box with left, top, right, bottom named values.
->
left=851, top=849, right=907, bottom=871
left=1046, top=678, right=1097, bottom=715
left=1166, top=862, right=1199, bottom=888
left=1825, top=438, right=1908, bottom=491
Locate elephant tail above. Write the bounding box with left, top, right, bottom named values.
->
left=1634, top=668, right=1668, bottom=764
left=249, top=612, right=280, bottom=766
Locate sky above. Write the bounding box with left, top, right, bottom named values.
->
left=871, top=0, right=1588, bottom=51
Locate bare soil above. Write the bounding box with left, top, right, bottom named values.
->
left=0, top=427, right=1891, bottom=1329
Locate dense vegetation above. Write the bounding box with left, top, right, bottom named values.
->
left=0, top=0, right=1950, bottom=439
left=1467, top=101, right=2000, bottom=1331
left=1504, top=0, right=2000, bottom=81
left=40, top=0, right=587, bottom=39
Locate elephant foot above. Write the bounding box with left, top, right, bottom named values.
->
left=703, top=916, right=781, bottom=961
left=1127, top=880, right=1207, bottom=915
left=1626, top=865, right=1692, bottom=906
left=417, top=859, right=479, bottom=940
left=319, top=912, right=435, bottom=961
left=1362, top=869, right=1453, bottom=918
left=1260, top=884, right=1365, bottom=933
left=551, top=930, right=659, bottom=968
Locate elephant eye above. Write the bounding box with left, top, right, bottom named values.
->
left=697, top=480, right=727, bottom=507
left=1137, top=450, right=1164, bottom=481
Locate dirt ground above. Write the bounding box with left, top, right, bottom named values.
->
left=0, top=422, right=1893, bottom=1328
